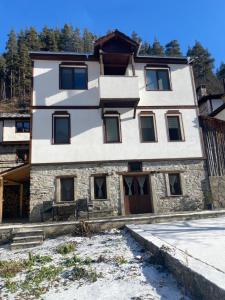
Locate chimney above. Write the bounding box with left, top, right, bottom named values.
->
left=196, top=85, right=207, bottom=100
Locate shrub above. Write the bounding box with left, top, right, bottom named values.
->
left=72, top=267, right=102, bottom=282
left=56, top=242, right=76, bottom=255
left=25, top=252, right=52, bottom=267
left=0, top=260, right=25, bottom=278
left=5, top=280, right=17, bottom=293
left=114, top=256, right=127, bottom=265
left=64, top=255, right=82, bottom=267
left=73, top=221, right=93, bottom=237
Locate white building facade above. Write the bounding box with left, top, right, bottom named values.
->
left=29, top=31, right=208, bottom=221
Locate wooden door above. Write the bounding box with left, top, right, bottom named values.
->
left=123, top=175, right=152, bottom=215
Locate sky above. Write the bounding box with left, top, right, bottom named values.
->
left=0, top=0, right=224, bottom=69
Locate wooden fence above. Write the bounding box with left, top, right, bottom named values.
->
left=200, top=116, right=225, bottom=176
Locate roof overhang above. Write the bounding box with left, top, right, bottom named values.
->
left=0, top=164, right=30, bottom=184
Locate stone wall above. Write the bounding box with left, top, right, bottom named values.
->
left=209, top=176, right=225, bottom=208
left=0, top=145, right=29, bottom=173
left=30, top=159, right=209, bottom=222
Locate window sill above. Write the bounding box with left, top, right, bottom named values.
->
left=140, top=140, right=158, bottom=143
left=59, top=88, right=88, bottom=91
left=146, top=89, right=173, bottom=92
left=104, top=141, right=122, bottom=144
left=168, top=140, right=185, bottom=142
left=91, top=198, right=109, bottom=201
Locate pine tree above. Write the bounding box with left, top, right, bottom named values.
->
left=73, top=28, right=82, bottom=53
left=25, top=27, right=40, bottom=50
left=39, top=26, right=58, bottom=51
left=217, top=62, right=225, bottom=91
left=187, top=41, right=223, bottom=94
left=60, top=24, right=76, bottom=51
left=82, top=28, right=96, bottom=53
left=0, top=55, right=6, bottom=100
left=5, top=30, right=19, bottom=99
left=165, top=40, right=182, bottom=56
left=131, top=31, right=142, bottom=44
left=139, top=42, right=151, bottom=55
left=150, top=38, right=164, bottom=56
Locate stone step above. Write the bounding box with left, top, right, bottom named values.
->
left=11, top=240, right=43, bottom=250
left=12, top=229, right=44, bottom=238
left=12, top=235, right=44, bottom=244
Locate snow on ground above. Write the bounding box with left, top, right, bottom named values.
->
left=0, top=229, right=189, bottom=300
left=133, top=217, right=225, bottom=274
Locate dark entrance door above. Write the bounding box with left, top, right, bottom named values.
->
left=3, top=185, right=20, bottom=219
left=123, top=175, right=152, bottom=214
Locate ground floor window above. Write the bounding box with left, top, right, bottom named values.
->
left=168, top=173, right=182, bottom=195
left=60, top=177, right=74, bottom=201
left=94, top=176, right=107, bottom=199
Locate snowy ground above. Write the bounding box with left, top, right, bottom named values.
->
left=0, top=229, right=189, bottom=300
left=128, top=217, right=225, bottom=290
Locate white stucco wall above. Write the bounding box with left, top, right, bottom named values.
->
left=31, top=108, right=203, bottom=164
left=33, top=60, right=196, bottom=107
left=3, top=120, right=30, bottom=142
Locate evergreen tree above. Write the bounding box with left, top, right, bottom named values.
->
left=131, top=31, right=142, bottom=44
left=73, top=28, right=82, bottom=53
left=5, top=30, right=19, bottom=99
left=139, top=42, right=151, bottom=55
left=217, top=62, right=225, bottom=91
left=150, top=38, right=164, bottom=56
left=82, top=28, right=96, bottom=53
left=165, top=40, right=182, bottom=56
left=187, top=41, right=223, bottom=94
left=60, top=24, right=76, bottom=51
left=0, top=55, right=6, bottom=100
left=39, top=26, right=58, bottom=51
left=25, top=27, right=40, bottom=50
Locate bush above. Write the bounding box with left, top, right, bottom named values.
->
left=56, top=242, right=76, bottom=255
left=0, top=260, right=25, bottom=278
left=72, top=266, right=102, bottom=282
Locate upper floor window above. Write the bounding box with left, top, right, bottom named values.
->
left=104, top=115, right=121, bottom=143
left=146, top=68, right=171, bottom=91
left=53, top=113, right=70, bottom=144
left=166, top=114, right=183, bottom=141
left=15, top=120, right=30, bottom=133
left=139, top=114, right=157, bottom=142
left=59, top=66, right=87, bottom=90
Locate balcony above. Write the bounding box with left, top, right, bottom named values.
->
left=99, top=76, right=140, bottom=108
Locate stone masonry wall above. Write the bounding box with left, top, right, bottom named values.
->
left=209, top=176, right=225, bottom=208
left=30, top=159, right=209, bottom=222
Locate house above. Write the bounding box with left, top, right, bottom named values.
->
left=197, top=85, right=225, bottom=119
left=0, top=112, right=30, bottom=172
left=0, top=30, right=209, bottom=223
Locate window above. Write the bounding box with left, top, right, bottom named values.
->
left=53, top=114, right=70, bottom=144
left=60, top=177, right=74, bottom=201
left=16, top=149, right=29, bottom=162
left=16, top=120, right=30, bottom=133
left=128, top=161, right=142, bottom=172
left=167, top=115, right=183, bottom=141
left=146, top=69, right=170, bottom=91
left=140, top=115, right=156, bottom=142
left=104, top=116, right=121, bottom=143
left=168, top=173, right=182, bottom=196
left=60, top=66, right=87, bottom=89
left=94, top=176, right=107, bottom=199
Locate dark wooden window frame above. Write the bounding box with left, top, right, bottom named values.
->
left=59, top=65, right=88, bottom=90
left=168, top=172, right=183, bottom=196
left=128, top=161, right=143, bottom=172
left=145, top=67, right=172, bottom=91
left=15, top=120, right=30, bottom=133
left=165, top=112, right=185, bottom=142
left=139, top=112, right=158, bottom=143
left=59, top=176, right=75, bottom=202
left=103, top=114, right=122, bottom=143
left=94, top=175, right=107, bottom=200
left=52, top=112, right=71, bottom=145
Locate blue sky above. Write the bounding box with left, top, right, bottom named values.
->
left=0, top=0, right=224, bottom=69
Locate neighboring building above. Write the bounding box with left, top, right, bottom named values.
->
left=26, top=30, right=208, bottom=222
left=197, top=85, right=225, bottom=119
left=0, top=113, right=30, bottom=172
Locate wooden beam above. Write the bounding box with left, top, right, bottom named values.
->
left=131, top=53, right=135, bottom=76
left=19, top=184, right=23, bottom=218
left=99, top=50, right=104, bottom=75
left=0, top=177, right=3, bottom=223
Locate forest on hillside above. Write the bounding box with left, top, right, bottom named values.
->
left=0, top=24, right=225, bottom=110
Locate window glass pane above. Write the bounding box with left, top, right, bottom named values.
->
left=74, top=68, right=87, bottom=89
left=105, top=117, right=119, bottom=142
left=169, top=174, right=182, bottom=195
left=60, top=178, right=74, bottom=201
left=61, top=68, right=73, bottom=89
left=140, top=116, right=155, bottom=141
left=54, top=117, right=70, bottom=144
left=158, top=70, right=170, bottom=90
left=94, top=176, right=107, bottom=199
left=167, top=116, right=182, bottom=141
left=146, top=70, right=158, bottom=90
left=128, top=162, right=142, bottom=172
left=23, top=121, right=30, bottom=132
left=16, top=122, right=23, bottom=132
